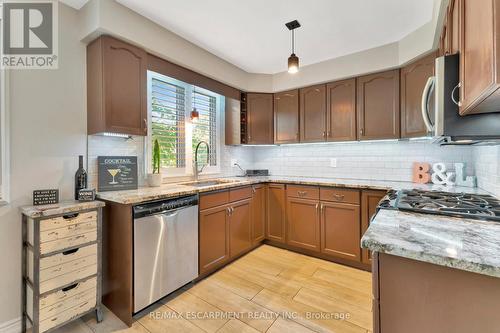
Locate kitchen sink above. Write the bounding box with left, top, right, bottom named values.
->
left=180, top=179, right=238, bottom=187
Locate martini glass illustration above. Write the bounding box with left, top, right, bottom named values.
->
left=108, top=168, right=121, bottom=184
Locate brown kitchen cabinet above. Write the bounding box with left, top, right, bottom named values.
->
left=229, top=199, right=252, bottom=258
left=251, top=184, right=267, bottom=244
left=400, top=53, right=436, bottom=138
left=320, top=201, right=361, bottom=261
left=449, top=0, right=460, bottom=55
left=326, top=79, right=357, bottom=141
left=266, top=184, right=287, bottom=243
left=274, top=90, right=299, bottom=144
left=361, top=190, right=386, bottom=265
left=87, top=36, right=148, bottom=136
left=357, top=70, right=400, bottom=140
left=457, top=0, right=500, bottom=115
left=300, top=84, right=327, bottom=142
left=199, top=204, right=230, bottom=275
left=246, top=93, right=274, bottom=144
left=286, top=197, right=321, bottom=252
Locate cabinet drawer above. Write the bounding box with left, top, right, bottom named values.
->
left=200, top=191, right=229, bottom=210
left=287, top=185, right=319, bottom=200
left=41, top=211, right=97, bottom=232
left=40, top=260, right=97, bottom=294
left=27, top=277, right=97, bottom=323
left=40, top=230, right=97, bottom=255
left=229, top=186, right=252, bottom=202
left=320, top=187, right=360, bottom=204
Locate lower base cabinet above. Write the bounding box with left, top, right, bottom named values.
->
left=199, top=205, right=230, bottom=275
left=320, top=202, right=361, bottom=261
left=266, top=184, right=286, bottom=243
left=286, top=197, right=321, bottom=251
left=229, top=199, right=252, bottom=258
left=251, top=184, right=267, bottom=244
left=361, top=190, right=386, bottom=265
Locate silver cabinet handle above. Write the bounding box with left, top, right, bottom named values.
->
left=226, top=207, right=231, bottom=216
left=143, top=118, right=147, bottom=133
left=298, top=191, right=307, bottom=197
left=451, top=82, right=462, bottom=107
left=333, top=194, right=345, bottom=201
left=315, top=203, right=319, bottom=211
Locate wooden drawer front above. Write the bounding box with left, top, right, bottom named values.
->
left=287, top=185, right=319, bottom=200
left=40, top=230, right=97, bottom=255
left=41, top=211, right=97, bottom=232
left=39, top=251, right=97, bottom=294
left=229, top=186, right=252, bottom=202
left=40, top=292, right=96, bottom=333
left=40, top=277, right=97, bottom=321
left=320, top=187, right=360, bottom=204
left=41, top=219, right=97, bottom=244
left=200, top=190, right=229, bottom=210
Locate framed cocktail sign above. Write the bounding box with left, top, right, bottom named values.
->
left=98, top=156, right=138, bottom=192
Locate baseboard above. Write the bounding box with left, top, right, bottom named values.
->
left=0, top=317, right=21, bottom=333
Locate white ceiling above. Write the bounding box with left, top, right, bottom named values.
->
left=60, top=0, right=89, bottom=10
left=116, top=0, right=434, bottom=74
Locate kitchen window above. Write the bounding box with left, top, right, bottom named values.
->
left=147, top=71, right=222, bottom=176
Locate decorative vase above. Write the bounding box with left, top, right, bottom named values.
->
left=147, top=173, right=163, bottom=187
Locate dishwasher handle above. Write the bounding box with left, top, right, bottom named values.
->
left=133, top=195, right=198, bottom=219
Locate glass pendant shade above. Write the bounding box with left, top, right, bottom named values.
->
left=288, top=53, right=299, bottom=73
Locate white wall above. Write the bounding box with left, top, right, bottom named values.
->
left=252, top=141, right=474, bottom=182
left=473, top=146, right=500, bottom=197
left=0, top=4, right=87, bottom=326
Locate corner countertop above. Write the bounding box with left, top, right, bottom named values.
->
left=95, top=175, right=488, bottom=205
left=20, top=200, right=105, bottom=218
left=361, top=209, right=500, bottom=278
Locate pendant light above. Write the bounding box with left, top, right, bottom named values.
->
left=286, top=20, right=301, bottom=74
left=190, top=85, right=199, bottom=122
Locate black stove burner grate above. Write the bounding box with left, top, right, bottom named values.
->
left=395, top=189, right=500, bottom=222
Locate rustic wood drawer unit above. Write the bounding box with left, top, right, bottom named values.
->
left=21, top=201, right=105, bottom=333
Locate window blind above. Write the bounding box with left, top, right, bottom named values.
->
left=151, top=78, right=186, bottom=168
left=193, top=88, right=217, bottom=166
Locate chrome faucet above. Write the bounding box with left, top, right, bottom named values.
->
left=193, top=141, right=210, bottom=181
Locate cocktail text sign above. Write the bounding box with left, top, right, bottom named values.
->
left=98, top=156, right=138, bottom=192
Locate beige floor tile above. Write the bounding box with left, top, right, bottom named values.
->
left=139, top=304, right=205, bottom=333
left=252, top=289, right=366, bottom=333
left=313, top=268, right=372, bottom=296
left=209, top=269, right=263, bottom=300
left=266, top=317, right=316, bottom=333
left=216, top=319, right=260, bottom=333
left=165, top=291, right=228, bottom=332
left=189, top=280, right=276, bottom=332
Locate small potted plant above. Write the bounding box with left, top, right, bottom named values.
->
left=147, top=139, right=163, bottom=187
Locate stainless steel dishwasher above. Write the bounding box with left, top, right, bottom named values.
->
left=133, top=195, right=198, bottom=313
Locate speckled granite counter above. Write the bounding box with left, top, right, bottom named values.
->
left=96, top=175, right=488, bottom=205
left=20, top=200, right=105, bottom=218
left=361, top=209, right=500, bottom=278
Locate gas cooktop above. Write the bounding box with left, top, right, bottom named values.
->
left=378, top=189, right=500, bottom=222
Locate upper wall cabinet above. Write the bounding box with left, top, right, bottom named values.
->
left=87, top=36, right=147, bottom=136
left=274, top=89, right=299, bottom=144
left=300, top=84, right=327, bottom=142
left=247, top=93, right=274, bottom=144
left=400, top=53, right=436, bottom=138
left=458, top=0, right=500, bottom=115
left=326, top=79, right=357, bottom=142
left=357, top=70, right=400, bottom=140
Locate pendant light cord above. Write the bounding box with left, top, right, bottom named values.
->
left=291, top=29, right=295, bottom=54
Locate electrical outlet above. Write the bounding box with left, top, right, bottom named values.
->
left=231, top=159, right=238, bottom=166
left=330, top=158, right=337, bottom=168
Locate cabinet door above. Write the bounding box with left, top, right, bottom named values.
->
left=400, top=53, right=435, bottom=138
left=199, top=205, right=230, bottom=274
left=449, top=0, right=461, bottom=55
left=320, top=202, right=361, bottom=261
left=251, top=185, right=266, bottom=244
left=229, top=199, right=252, bottom=258
left=458, top=0, right=500, bottom=115
left=361, top=190, right=386, bottom=265
left=274, top=90, right=299, bottom=144
left=300, top=84, right=327, bottom=142
left=326, top=79, right=357, bottom=141
left=102, top=36, right=147, bottom=135
left=247, top=93, right=273, bottom=144
left=287, top=198, right=320, bottom=252
left=357, top=70, right=400, bottom=140
left=266, top=184, right=286, bottom=243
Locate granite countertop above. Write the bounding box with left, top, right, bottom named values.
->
left=361, top=209, right=500, bottom=278
left=96, top=175, right=488, bottom=205
left=20, top=200, right=105, bottom=218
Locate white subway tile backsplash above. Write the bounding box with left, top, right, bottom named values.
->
left=473, top=146, right=500, bottom=197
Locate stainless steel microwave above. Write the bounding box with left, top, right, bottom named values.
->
left=421, top=54, right=500, bottom=145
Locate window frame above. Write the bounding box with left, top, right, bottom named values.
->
left=146, top=70, right=222, bottom=178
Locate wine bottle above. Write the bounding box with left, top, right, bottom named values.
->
left=75, top=155, right=88, bottom=200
